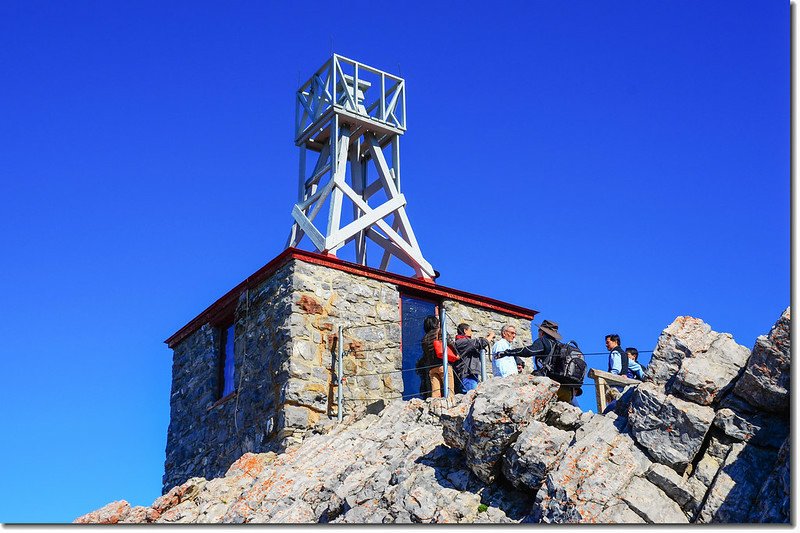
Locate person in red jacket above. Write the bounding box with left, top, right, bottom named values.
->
left=453, top=323, right=495, bottom=392
left=420, top=315, right=458, bottom=398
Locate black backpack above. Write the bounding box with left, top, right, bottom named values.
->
left=536, top=339, right=587, bottom=386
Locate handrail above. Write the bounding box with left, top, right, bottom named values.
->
left=587, top=368, right=641, bottom=413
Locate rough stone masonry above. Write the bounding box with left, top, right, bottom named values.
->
left=162, top=253, right=534, bottom=493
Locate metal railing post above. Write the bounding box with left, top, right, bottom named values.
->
left=480, top=347, right=487, bottom=382
left=440, top=306, right=448, bottom=399
left=337, top=324, right=344, bottom=422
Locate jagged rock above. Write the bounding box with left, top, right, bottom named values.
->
left=627, top=382, right=715, bottom=473
left=151, top=476, right=206, bottom=516
left=596, top=503, right=646, bottom=523
left=691, top=453, right=722, bottom=488
left=439, top=390, right=476, bottom=448
left=749, top=437, right=790, bottom=523
left=670, top=343, right=748, bottom=405
left=444, top=374, right=560, bottom=484
left=705, top=433, right=735, bottom=461
left=502, top=420, right=572, bottom=490
left=646, top=316, right=712, bottom=385
left=544, top=400, right=592, bottom=430
left=712, top=408, right=758, bottom=442
left=74, top=500, right=131, bottom=524
left=620, top=476, right=688, bottom=523
left=533, top=416, right=652, bottom=523
left=574, top=411, right=622, bottom=442
left=733, top=307, right=790, bottom=413
left=645, top=463, right=702, bottom=515
left=717, top=394, right=789, bottom=450
left=697, top=442, right=779, bottom=523
left=647, top=316, right=749, bottom=405
left=159, top=498, right=201, bottom=523
left=83, top=397, right=533, bottom=524
left=120, top=505, right=159, bottom=523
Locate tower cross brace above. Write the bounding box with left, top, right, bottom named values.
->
left=286, top=54, right=435, bottom=281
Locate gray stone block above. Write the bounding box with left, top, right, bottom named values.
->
left=620, top=476, right=688, bottom=523
left=627, top=383, right=715, bottom=473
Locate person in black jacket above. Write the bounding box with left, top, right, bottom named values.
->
left=495, top=319, right=562, bottom=371
left=495, top=319, right=580, bottom=405
left=453, top=323, right=495, bottom=392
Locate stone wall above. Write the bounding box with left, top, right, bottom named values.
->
left=444, top=301, right=534, bottom=375
left=164, top=256, right=535, bottom=493
left=281, top=260, right=403, bottom=447
left=163, top=262, right=295, bottom=492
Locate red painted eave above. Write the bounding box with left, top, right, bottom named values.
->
left=164, top=248, right=538, bottom=349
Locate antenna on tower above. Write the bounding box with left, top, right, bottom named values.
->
left=286, top=54, right=435, bottom=281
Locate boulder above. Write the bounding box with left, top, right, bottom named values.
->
left=620, top=476, right=688, bottom=523
left=696, top=442, right=779, bottom=523
left=748, top=437, right=790, bottom=523
left=691, top=453, right=722, bottom=487
left=627, top=383, right=715, bottom=473
left=77, top=310, right=791, bottom=525
left=646, top=317, right=712, bottom=385
left=501, top=420, right=572, bottom=490
left=533, top=416, right=652, bottom=523
left=716, top=394, right=789, bottom=450
left=439, top=390, right=476, bottom=449
left=74, top=500, right=131, bottom=524
left=647, top=316, right=750, bottom=405
left=645, top=463, right=703, bottom=516
left=120, top=505, right=159, bottom=523
left=733, top=307, right=790, bottom=413
left=543, top=400, right=590, bottom=431
left=444, top=374, right=560, bottom=484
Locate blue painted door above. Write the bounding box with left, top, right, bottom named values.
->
left=400, top=294, right=438, bottom=399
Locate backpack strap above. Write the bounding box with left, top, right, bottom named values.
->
left=538, top=337, right=558, bottom=372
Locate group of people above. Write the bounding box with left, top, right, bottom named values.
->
left=417, top=315, right=494, bottom=398
left=604, top=333, right=645, bottom=380
left=417, top=316, right=647, bottom=402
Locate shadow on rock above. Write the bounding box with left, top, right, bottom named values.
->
left=415, top=444, right=534, bottom=522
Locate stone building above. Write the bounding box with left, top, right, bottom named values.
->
left=162, top=248, right=537, bottom=492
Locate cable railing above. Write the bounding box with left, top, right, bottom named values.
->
left=331, top=312, right=648, bottom=420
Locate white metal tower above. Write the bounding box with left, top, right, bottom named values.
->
left=286, top=54, right=435, bottom=281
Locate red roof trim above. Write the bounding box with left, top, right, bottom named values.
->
left=165, top=248, right=538, bottom=348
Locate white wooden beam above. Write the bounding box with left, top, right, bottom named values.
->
left=325, top=131, right=350, bottom=246
left=334, top=58, right=357, bottom=111
left=292, top=205, right=326, bottom=251
left=379, top=215, right=401, bottom=270
left=366, top=134, right=400, bottom=199
left=298, top=177, right=334, bottom=211
left=327, top=193, right=406, bottom=251
left=365, top=227, right=418, bottom=274
left=350, top=146, right=367, bottom=265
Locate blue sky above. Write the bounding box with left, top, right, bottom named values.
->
left=0, top=1, right=790, bottom=523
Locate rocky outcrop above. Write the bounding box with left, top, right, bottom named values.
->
left=646, top=316, right=751, bottom=405
left=732, top=307, right=790, bottom=413
left=77, top=308, right=790, bottom=524
left=627, top=383, right=715, bottom=473
left=442, top=375, right=560, bottom=483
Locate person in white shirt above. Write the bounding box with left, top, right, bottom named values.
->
left=491, top=324, right=519, bottom=377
